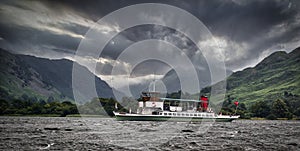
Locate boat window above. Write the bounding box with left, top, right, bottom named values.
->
left=173, top=113, right=176, bottom=116
left=159, top=113, right=162, bottom=115
left=186, top=114, right=189, bottom=116
left=164, top=113, right=167, bottom=115
left=168, top=113, right=172, bottom=116
left=194, top=114, right=197, bottom=116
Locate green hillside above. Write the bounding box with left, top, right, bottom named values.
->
left=0, top=49, right=73, bottom=102
left=227, top=48, right=299, bottom=105
left=202, top=47, right=300, bottom=106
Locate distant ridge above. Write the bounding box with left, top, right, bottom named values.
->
left=0, top=49, right=116, bottom=103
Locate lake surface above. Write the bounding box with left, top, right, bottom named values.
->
left=0, top=117, right=299, bottom=150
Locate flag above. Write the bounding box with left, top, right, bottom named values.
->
left=234, top=101, right=239, bottom=106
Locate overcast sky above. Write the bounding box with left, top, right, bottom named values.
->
left=0, top=0, right=299, bottom=91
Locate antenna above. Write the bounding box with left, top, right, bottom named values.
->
left=110, top=76, right=113, bottom=88
left=153, top=72, right=156, bottom=92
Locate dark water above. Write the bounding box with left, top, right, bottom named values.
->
left=0, top=117, right=300, bottom=150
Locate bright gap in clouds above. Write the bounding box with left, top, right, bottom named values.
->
left=100, top=74, right=165, bottom=90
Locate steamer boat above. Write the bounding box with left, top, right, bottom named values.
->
left=113, top=92, right=239, bottom=122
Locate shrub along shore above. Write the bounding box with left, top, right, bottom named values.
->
left=1, top=95, right=300, bottom=120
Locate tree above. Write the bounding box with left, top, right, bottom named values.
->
left=11, top=99, right=24, bottom=109
left=227, top=95, right=232, bottom=105
left=47, top=96, right=54, bottom=103
left=272, top=99, right=290, bottom=118
left=39, top=99, right=47, bottom=106
left=250, top=101, right=271, bottom=117
left=29, top=96, right=38, bottom=103
left=0, top=100, right=9, bottom=114
left=30, top=103, right=42, bottom=114
left=167, top=90, right=181, bottom=99
left=239, top=103, right=247, bottom=111
left=21, top=94, right=29, bottom=101
left=200, top=87, right=211, bottom=94
left=0, top=87, right=9, bottom=100
left=295, top=107, right=300, bottom=117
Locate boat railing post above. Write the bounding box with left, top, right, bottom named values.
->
left=115, top=102, right=118, bottom=111
left=234, top=101, right=239, bottom=115
left=234, top=105, right=238, bottom=115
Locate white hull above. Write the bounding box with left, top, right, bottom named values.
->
left=113, top=111, right=239, bottom=122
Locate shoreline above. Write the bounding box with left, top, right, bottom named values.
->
left=1, top=114, right=299, bottom=120
left=0, top=114, right=113, bottom=118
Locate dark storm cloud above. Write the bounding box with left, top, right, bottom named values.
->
left=0, top=0, right=91, bottom=58
left=0, top=0, right=299, bottom=71
left=190, top=0, right=298, bottom=41
left=41, top=0, right=189, bottom=21
left=188, top=0, right=300, bottom=70
left=223, top=0, right=300, bottom=69
left=101, top=25, right=199, bottom=60
left=39, top=0, right=300, bottom=43
left=41, top=0, right=129, bottom=22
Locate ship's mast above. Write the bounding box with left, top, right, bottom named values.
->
left=149, top=73, right=156, bottom=92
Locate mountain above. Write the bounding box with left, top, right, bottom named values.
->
left=202, top=47, right=300, bottom=105
left=162, top=68, right=233, bottom=94
left=0, top=49, right=115, bottom=103
left=0, top=49, right=67, bottom=102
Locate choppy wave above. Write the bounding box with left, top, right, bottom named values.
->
left=0, top=117, right=299, bottom=150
